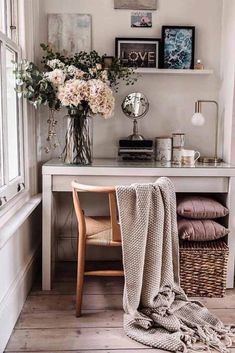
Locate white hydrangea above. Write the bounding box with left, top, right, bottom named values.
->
left=67, top=65, right=85, bottom=79
left=88, top=79, right=114, bottom=119
left=47, top=59, right=65, bottom=69
left=57, top=79, right=89, bottom=107
left=45, top=69, right=66, bottom=86
left=100, top=69, right=109, bottom=83
left=57, top=78, right=114, bottom=119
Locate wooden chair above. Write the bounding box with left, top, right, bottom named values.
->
left=72, top=181, right=123, bottom=317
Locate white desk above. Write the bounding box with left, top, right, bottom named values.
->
left=42, top=159, right=235, bottom=290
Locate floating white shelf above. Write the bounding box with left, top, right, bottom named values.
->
left=136, top=68, right=213, bottom=75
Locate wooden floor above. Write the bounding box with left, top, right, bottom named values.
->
left=4, top=262, right=235, bottom=353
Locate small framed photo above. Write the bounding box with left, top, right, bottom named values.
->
left=162, top=26, right=195, bottom=69
left=102, top=56, right=114, bottom=69
left=115, top=38, right=161, bottom=69
left=114, top=0, right=157, bottom=10
left=131, top=12, right=152, bottom=28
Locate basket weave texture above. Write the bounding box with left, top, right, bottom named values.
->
left=180, top=240, right=229, bottom=298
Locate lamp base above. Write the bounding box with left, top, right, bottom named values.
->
left=198, top=156, right=223, bottom=165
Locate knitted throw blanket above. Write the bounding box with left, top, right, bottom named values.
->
left=116, top=178, right=234, bottom=353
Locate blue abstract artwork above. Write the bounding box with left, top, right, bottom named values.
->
left=163, top=27, right=195, bottom=69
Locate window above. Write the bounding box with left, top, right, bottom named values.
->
left=0, top=1, right=24, bottom=208
left=0, top=0, right=18, bottom=43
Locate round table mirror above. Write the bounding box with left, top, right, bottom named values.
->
left=121, top=92, right=149, bottom=140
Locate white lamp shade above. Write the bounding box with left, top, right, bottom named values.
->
left=191, top=112, right=205, bottom=126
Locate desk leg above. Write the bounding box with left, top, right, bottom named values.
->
left=227, top=177, right=235, bottom=288
left=42, top=174, right=53, bottom=290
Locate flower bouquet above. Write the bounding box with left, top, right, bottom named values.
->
left=14, top=44, right=136, bottom=164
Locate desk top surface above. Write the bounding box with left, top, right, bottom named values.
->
left=42, top=159, right=235, bottom=177
left=43, top=158, right=235, bottom=169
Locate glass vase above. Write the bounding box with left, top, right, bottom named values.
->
left=62, top=108, right=93, bottom=165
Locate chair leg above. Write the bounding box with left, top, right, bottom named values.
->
left=76, top=235, right=86, bottom=317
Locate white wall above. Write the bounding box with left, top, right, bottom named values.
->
left=0, top=205, right=41, bottom=352
left=40, top=0, right=223, bottom=161
left=219, top=0, right=235, bottom=163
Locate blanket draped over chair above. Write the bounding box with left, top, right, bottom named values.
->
left=116, top=177, right=234, bottom=353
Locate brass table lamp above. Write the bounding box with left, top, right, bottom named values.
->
left=191, top=100, right=223, bottom=165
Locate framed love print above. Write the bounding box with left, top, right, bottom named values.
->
left=115, top=38, right=160, bottom=69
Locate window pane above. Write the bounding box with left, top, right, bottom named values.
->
left=6, top=46, right=20, bottom=181
left=0, top=0, right=7, bottom=34
left=10, top=0, right=18, bottom=43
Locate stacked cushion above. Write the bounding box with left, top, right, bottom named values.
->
left=178, top=218, right=229, bottom=241
left=177, top=196, right=229, bottom=241
left=177, top=195, right=229, bottom=219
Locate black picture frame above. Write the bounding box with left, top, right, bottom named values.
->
left=115, top=37, right=161, bottom=69
left=162, top=26, right=195, bottom=69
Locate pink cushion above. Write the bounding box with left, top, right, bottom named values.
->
left=178, top=218, right=229, bottom=241
left=177, top=196, right=229, bottom=219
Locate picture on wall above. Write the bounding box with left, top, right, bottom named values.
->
left=131, top=12, right=152, bottom=28
left=48, top=14, right=92, bottom=55
left=162, top=26, right=195, bottom=69
left=116, top=38, right=160, bottom=69
left=102, top=56, right=114, bottom=69
left=114, top=0, right=157, bottom=10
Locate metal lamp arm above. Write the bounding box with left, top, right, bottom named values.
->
left=195, top=100, right=219, bottom=159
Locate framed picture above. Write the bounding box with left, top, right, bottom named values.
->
left=131, top=12, right=152, bottom=28
left=48, top=14, right=92, bottom=55
left=162, top=26, right=195, bottom=69
left=102, top=56, right=114, bottom=69
left=114, top=0, right=157, bottom=10
left=115, top=38, right=160, bottom=69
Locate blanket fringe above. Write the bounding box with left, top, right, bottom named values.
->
left=180, top=323, right=233, bottom=353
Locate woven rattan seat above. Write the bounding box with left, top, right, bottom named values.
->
left=85, top=216, right=121, bottom=246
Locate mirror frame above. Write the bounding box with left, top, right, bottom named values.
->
left=121, top=92, right=149, bottom=120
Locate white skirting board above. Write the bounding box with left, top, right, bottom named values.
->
left=0, top=246, right=40, bottom=353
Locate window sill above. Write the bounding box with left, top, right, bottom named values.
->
left=0, top=189, right=31, bottom=222
left=0, top=194, right=42, bottom=249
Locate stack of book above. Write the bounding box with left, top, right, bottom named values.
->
left=118, top=140, right=154, bottom=160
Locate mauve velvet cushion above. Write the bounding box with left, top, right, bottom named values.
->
left=177, top=196, right=229, bottom=219
left=178, top=218, right=229, bottom=241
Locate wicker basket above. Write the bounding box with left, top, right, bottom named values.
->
left=179, top=240, right=229, bottom=298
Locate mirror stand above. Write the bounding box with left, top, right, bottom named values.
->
left=128, top=119, right=144, bottom=140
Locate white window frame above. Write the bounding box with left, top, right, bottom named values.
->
left=0, top=30, right=25, bottom=209
left=1, top=0, right=18, bottom=42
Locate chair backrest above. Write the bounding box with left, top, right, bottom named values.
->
left=72, top=181, right=121, bottom=242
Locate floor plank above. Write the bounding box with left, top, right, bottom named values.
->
left=15, top=308, right=235, bottom=330
left=5, top=327, right=235, bottom=352
left=22, top=292, right=235, bottom=314
left=193, top=291, right=235, bottom=309
left=22, top=294, right=122, bottom=313
left=5, top=328, right=155, bottom=351
left=16, top=310, right=123, bottom=329
left=6, top=351, right=163, bottom=353
left=4, top=348, right=235, bottom=353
